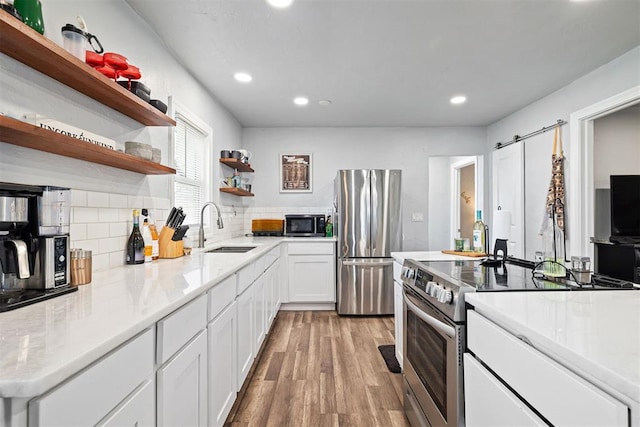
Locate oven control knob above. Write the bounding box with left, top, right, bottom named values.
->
left=438, top=289, right=453, bottom=304
left=425, top=281, right=434, bottom=295
left=407, top=268, right=415, bottom=279
left=429, top=283, right=441, bottom=298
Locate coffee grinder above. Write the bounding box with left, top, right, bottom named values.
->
left=0, top=182, right=76, bottom=311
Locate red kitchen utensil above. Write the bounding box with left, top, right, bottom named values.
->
left=119, top=64, right=141, bottom=80
left=85, top=51, right=103, bottom=67
left=94, top=64, right=116, bottom=79
left=103, top=52, right=128, bottom=71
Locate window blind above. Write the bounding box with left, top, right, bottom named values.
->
left=174, top=113, right=207, bottom=226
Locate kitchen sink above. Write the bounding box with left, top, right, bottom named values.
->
left=205, top=246, right=256, bottom=253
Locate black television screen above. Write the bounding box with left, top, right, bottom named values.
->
left=610, top=175, right=640, bottom=241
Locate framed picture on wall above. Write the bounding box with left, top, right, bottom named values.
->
left=280, top=153, right=312, bottom=193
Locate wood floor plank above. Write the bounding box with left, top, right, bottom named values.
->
left=225, top=311, right=409, bottom=427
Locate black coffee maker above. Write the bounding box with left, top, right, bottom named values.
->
left=0, top=182, right=76, bottom=311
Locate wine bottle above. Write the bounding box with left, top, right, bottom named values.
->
left=472, top=210, right=485, bottom=253
left=126, top=209, right=145, bottom=265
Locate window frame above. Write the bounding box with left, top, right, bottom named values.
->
left=169, top=97, right=213, bottom=230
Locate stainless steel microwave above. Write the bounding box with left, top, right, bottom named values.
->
left=285, top=214, right=326, bottom=237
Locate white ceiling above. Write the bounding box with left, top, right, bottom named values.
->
left=126, top=0, right=640, bottom=128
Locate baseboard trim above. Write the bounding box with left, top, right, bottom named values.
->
left=279, top=302, right=336, bottom=311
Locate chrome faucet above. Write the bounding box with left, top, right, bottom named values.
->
left=198, top=202, right=224, bottom=248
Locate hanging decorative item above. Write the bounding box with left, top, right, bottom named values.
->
left=541, top=124, right=566, bottom=236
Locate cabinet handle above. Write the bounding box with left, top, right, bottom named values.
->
left=342, top=260, right=393, bottom=267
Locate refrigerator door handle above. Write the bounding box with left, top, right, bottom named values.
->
left=341, top=260, right=394, bottom=267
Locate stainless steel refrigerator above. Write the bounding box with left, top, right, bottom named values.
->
left=335, top=169, right=402, bottom=315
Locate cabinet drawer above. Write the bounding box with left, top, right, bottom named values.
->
left=97, top=379, right=155, bottom=427
left=464, top=354, right=545, bottom=426
left=157, top=294, right=207, bottom=365
left=237, top=262, right=255, bottom=295
left=208, top=274, right=236, bottom=321
left=29, top=328, right=154, bottom=427
left=288, top=242, right=334, bottom=255
left=467, top=310, right=628, bottom=426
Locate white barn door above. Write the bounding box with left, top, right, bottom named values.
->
left=492, top=144, right=525, bottom=258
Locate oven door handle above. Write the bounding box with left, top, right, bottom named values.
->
left=403, top=293, right=456, bottom=338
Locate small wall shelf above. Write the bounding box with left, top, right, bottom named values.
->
left=219, top=187, right=254, bottom=197
left=219, top=158, right=254, bottom=173
left=0, top=12, right=176, bottom=127
left=0, top=115, right=176, bottom=175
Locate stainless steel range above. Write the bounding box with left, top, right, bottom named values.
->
left=401, top=257, right=638, bottom=427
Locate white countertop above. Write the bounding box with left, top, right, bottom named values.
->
left=0, top=236, right=335, bottom=398
left=466, top=291, right=640, bottom=406
left=391, top=250, right=483, bottom=264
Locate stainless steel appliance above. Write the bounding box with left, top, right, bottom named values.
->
left=0, top=183, right=76, bottom=312
left=285, top=214, right=326, bottom=237
left=335, top=169, right=402, bottom=315
left=401, top=258, right=639, bottom=427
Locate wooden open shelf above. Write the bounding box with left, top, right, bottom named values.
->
left=219, top=187, right=254, bottom=197
left=0, top=11, right=176, bottom=127
left=219, top=158, right=254, bottom=173
left=0, top=115, right=176, bottom=175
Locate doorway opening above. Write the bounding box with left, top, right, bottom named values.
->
left=568, top=85, right=640, bottom=260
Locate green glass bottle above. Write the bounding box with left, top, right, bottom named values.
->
left=325, top=216, right=333, bottom=237
left=472, top=210, right=485, bottom=253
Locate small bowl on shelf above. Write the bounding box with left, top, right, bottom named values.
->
left=125, top=141, right=152, bottom=160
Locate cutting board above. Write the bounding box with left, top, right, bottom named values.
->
left=252, top=219, right=284, bottom=232
left=441, top=250, right=487, bottom=257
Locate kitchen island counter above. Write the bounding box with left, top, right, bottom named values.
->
left=466, top=291, right=640, bottom=412
left=0, top=235, right=335, bottom=398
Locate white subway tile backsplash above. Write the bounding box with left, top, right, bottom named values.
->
left=87, top=191, right=110, bottom=207
left=70, top=224, right=87, bottom=241
left=98, top=208, right=120, bottom=223
left=93, top=253, right=110, bottom=272
left=100, top=236, right=124, bottom=253
left=128, top=195, right=144, bottom=209
left=153, top=198, right=171, bottom=210
left=74, top=207, right=99, bottom=223
left=87, top=223, right=110, bottom=240
left=109, top=193, right=128, bottom=208
left=109, top=251, right=125, bottom=268
left=71, top=189, right=87, bottom=207
left=110, top=222, right=128, bottom=237
left=73, top=239, right=100, bottom=254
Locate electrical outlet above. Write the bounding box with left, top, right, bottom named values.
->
left=411, top=212, right=424, bottom=222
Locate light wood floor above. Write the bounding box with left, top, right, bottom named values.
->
left=225, top=311, right=410, bottom=427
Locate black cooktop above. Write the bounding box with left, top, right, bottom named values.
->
left=0, top=285, right=78, bottom=312
left=419, top=259, right=637, bottom=292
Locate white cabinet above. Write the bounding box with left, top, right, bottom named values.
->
left=98, top=380, right=156, bottom=427
left=207, top=301, right=237, bottom=427
left=157, top=330, right=208, bottom=427
left=253, top=273, right=266, bottom=353
left=287, top=241, right=336, bottom=303
left=156, top=294, right=208, bottom=427
left=466, top=310, right=629, bottom=426
left=464, top=354, right=545, bottom=426
left=28, top=328, right=154, bottom=427
left=236, top=284, right=254, bottom=389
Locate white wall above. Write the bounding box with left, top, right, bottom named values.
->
left=593, top=106, right=640, bottom=189
left=487, top=46, right=640, bottom=259
left=0, top=0, right=245, bottom=252
left=242, top=127, right=487, bottom=250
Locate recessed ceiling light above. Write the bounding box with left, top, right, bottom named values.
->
left=267, top=0, right=293, bottom=8
left=294, top=97, right=309, bottom=106
left=450, top=95, right=467, bottom=105
left=318, top=100, right=332, bottom=106
left=234, top=72, right=252, bottom=83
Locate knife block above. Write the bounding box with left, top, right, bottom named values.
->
left=159, top=226, right=184, bottom=259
